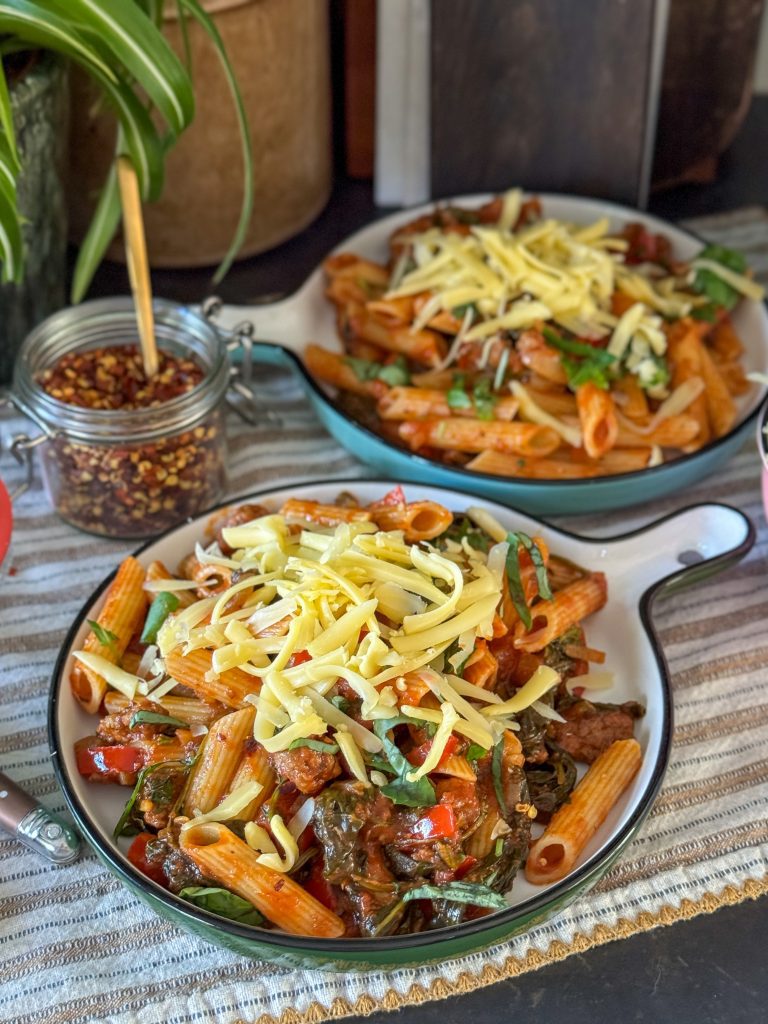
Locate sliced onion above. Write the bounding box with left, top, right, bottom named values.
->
left=530, top=699, right=567, bottom=723
left=287, top=797, right=315, bottom=841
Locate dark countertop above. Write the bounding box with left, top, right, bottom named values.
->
left=85, top=97, right=768, bottom=1024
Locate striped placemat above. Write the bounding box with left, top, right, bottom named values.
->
left=1, top=209, right=767, bottom=1024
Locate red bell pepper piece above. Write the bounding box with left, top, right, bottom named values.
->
left=76, top=743, right=145, bottom=777
left=287, top=649, right=312, bottom=668
left=409, top=803, right=457, bottom=842
left=454, top=854, right=478, bottom=879
left=377, top=485, right=406, bottom=507
left=127, top=832, right=167, bottom=887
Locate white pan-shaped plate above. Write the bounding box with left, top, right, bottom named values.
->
left=49, top=481, right=755, bottom=970
left=211, top=193, right=768, bottom=516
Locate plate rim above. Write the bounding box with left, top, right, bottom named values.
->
left=47, top=478, right=754, bottom=953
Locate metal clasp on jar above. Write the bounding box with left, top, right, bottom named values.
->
left=202, top=296, right=282, bottom=428
left=0, top=394, right=56, bottom=501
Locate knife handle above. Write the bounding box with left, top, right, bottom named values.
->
left=0, top=772, right=80, bottom=864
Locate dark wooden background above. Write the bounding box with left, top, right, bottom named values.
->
left=429, top=0, right=660, bottom=204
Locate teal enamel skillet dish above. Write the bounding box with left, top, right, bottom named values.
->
left=49, top=480, right=755, bottom=969
left=212, top=193, right=768, bottom=516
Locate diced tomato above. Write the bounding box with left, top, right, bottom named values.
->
left=76, top=742, right=145, bottom=778
left=571, top=685, right=585, bottom=698
left=304, top=855, right=337, bottom=911
left=409, top=803, right=457, bottom=842
left=127, top=832, right=167, bottom=887
left=287, top=649, right=312, bottom=668
left=406, top=734, right=460, bottom=769
left=377, top=485, right=406, bottom=507
left=454, top=855, right=478, bottom=880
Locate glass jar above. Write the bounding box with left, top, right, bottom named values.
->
left=7, top=297, right=254, bottom=540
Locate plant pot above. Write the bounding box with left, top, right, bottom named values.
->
left=0, top=53, right=68, bottom=385
left=67, top=0, right=332, bottom=269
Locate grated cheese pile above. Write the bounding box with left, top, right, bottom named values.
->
left=138, top=509, right=561, bottom=783
left=385, top=188, right=763, bottom=388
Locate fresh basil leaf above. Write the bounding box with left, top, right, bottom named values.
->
left=377, top=355, right=411, bottom=387
left=515, top=532, right=552, bottom=601
left=466, top=743, right=488, bottom=763
left=491, top=739, right=507, bottom=818
left=87, top=620, right=118, bottom=651
left=452, top=301, right=478, bottom=322
left=373, top=719, right=437, bottom=807
left=401, top=881, right=507, bottom=910
left=692, top=245, right=746, bottom=312
left=179, top=886, right=264, bottom=925
left=446, top=373, right=473, bottom=410
left=330, top=695, right=352, bottom=714
left=504, top=533, right=531, bottom=629
left=542, top=327, right=615, bottom=365
left=141, top=592, right=180, bottom=645
left=129, top=710, right=189, bottom=729
left=288, top=738, right=340, bottom=755
left=344, top=356, right=382, bottom=381
left=380, top=774, right=438, bottom=808
left=561, top=354, right=613, bottom=390
left=438, top=514, right=492, bottom=554
left=472, top=378, right=497, bottom=421
left=690, top=302, right=719, bottom=323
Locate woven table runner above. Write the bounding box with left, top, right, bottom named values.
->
left=1, top=210, right=767, bottom=1024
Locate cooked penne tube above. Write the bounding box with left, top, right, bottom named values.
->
left=226, top=741, right=276, bottom=820
left=103, top=691, right=221, bottom=725
left=398, top=418, right=561, bottom=457
left=180, top=822, right=346, bottom=937
left=325, top=275, right=370, bottom=308
left=516, top=329, right=568, bottom=384
left=378, top=386, right=518, bottom=422
left=698, top=342, right=737, bottom=438
left=366, top=294, right=419, bottom=326
left=523, top=387, right=577, bottom=417
left=164, top=648, right=259, bottom=707
left=323, top=252, right=389, bottom=285
left=612, top=374, right=649, bottom=420
left=667, top=320, right=710, bottom=448
left=576, top=382, right=618, bottom=459
left=280, top=498, right=372, bottom=528
left=304, top=344, right=388, bottom=399
left=514, top=573, right=607, bottom=652
left=367, top=499, right=453, bottom=541
left=467, top=451, right=598, bottom=478
left=709, top=316, right=744, bottom=361
left=349, top=311, right=447, bottom=367
left=715, top=359, right=750, bottom=396
left=184, top=706, right=255, bottom=815
left=462, top=639, right=498, bottom=689
left=145, top=560, right=196, bottom=608
left=525, top=738, right=642, bottom=884
left=433, top=754, right=477, bottom=781
left=70, top=556, right=148, bottom=714
left=614, top=414, right=700, bottom=449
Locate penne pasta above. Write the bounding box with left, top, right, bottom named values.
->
left=180, top=822, right=346, bottom=937
left=378, top=386, right=518, bottom=422
left=164, top=648, right=260, bottom=707
left=280, top=498, right=372, bottom=528
left=367, top=499, right=453, bottom=541
left=698, top=342, right=737, bottom=438
left=514, top=573, right=607, bottom=652
left=398, top=418, right=561, bottom=457
left=184, top=706, right=255, bottom=815
left=70, top=556, right=148, bottom=714
left=525, top=738, right=642, bottom=884
left=576, top=382, right=618, bottom=459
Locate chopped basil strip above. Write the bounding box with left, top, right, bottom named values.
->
left=141, top=592, right=180, bottom=645
left=179, top=886, right=264, bottom=926
left=401, top=881, right=507, bottom=910
left=515, top=532, right=552, bottom=601
left=446, top=373, right=473, bottom=410
left=288, top=738, right=340, bottom=755
left=692, top=244, right=747, bottom=311
left=373, top=719, right=437, bottom=807
left=452, top=301, right=478, bottom=323
left=129, top=710, right=189, bottom=730
left=87, top=620, right=118, bottom=651
left=504, top=533, right=531, bottom=629
left=472, top=378, right=497, bottom=420
left=542, top=327, right=616, bottom=391
left=491, top=739, right=507, bottom=818
left=344, top=355, right=411, bottom=387
left=466, top=743, right=488, bottom=763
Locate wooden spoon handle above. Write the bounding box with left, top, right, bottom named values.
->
left=116, top=155, right=158, bottom=378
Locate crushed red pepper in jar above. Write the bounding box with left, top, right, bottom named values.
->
left=36, top=344, right=227, bottom=539
left=38, top=345, right=204, bottom=410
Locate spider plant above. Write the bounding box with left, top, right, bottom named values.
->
left=0, top=0, right=253, bottom=301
